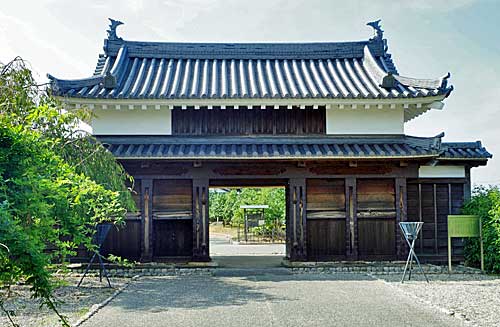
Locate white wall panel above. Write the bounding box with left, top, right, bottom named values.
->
left=418, top=166, right=466, bottom=178
left=91, top=109, right=171, bottom=135
left=326, top=109, right=404, bottom=134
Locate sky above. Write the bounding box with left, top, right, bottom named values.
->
left=1, top=0, right=498, bottom=185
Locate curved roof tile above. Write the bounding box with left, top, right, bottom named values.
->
left=96, top=135, right=491, bottom=162
left=48, top=22, right=453, bottom=101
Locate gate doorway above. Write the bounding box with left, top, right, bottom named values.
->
left=208, top=180, right=287, bottom=268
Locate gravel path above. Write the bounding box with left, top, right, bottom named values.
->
left=80, top=273, right=464, bottom=327
left=4, top=270, right=497, bottom=327
left=379, top=274, right=500, bottom=327
left=0, top=276, right=129, bottom=327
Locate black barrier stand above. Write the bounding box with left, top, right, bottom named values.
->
left=399, top=222, right=429, bottom=283
left=77, top=224, right=112, bottom=288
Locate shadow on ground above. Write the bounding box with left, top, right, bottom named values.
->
left=104, top=272, right=383, bottom=314
left=106, top=276, right=286, bottom=312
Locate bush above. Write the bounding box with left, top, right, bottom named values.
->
left=0, top=58, right=134, bottom=326
left=0, top=123, right=127, bottom=325
left=463, top=186, right=500, bottom=273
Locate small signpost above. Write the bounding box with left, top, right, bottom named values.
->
left=239, top=205, right=268, bottom=242
left=447, top=215, right=484, bottom=272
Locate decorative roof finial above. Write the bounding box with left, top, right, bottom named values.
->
left=440, top=72, right=451, bottom=90
left=367, top=19, right=383, bottom=40
left=107, top=18, right=124, bottom=41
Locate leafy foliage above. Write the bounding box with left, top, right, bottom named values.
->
left=209, top=187, right=286, bottom=232
left=0, top=58, right=134, bottom=326
left=463, top=186, right=500, bottom=273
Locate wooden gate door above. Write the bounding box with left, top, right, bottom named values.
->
left=306, top=179, right=347, bottom=260
left=357, top=179, right=397, bottom=259
left=152, top=179, right=193, bottom=259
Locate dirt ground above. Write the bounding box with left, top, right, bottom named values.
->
left=0, top=275, right=129, bottom=327
left=209, top=224, right=239, bottom=238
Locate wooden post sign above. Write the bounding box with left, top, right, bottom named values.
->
left=447, top=215, right=483, bottom=272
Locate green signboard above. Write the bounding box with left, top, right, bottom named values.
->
left=448, top=215, right=483, bottom=272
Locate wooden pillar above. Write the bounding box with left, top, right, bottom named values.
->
left=288, top=178, right=307, bottom=261
left=433, top=183, right=438, bottom=254
left=418, top=183, right=424, bottom=254
left=395, top=178, right=407, bottom=260
left=345, top=178, right=358, bottom=260
left=464, top=166, right=472, bottom=202
left=192, top=178, right=210, bottom=261
left=140, top=179, right=153, bottom=262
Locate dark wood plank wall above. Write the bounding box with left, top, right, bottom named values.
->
left=153, top=179, right=192, bottom=212
left=356, top=179, right=397, bottom=258
left=101, top=180, right=142, bottom=260
left=101, top=221, right=142, bottom=260
left=172, top=107, right=326, bottom=135
left=407, top=180, right=465, bottom=260
left=97, top=161, right=469, bottom=263
left=306, top=179, right=346, bottom=259
left=152, top=179, right=193, bottom=258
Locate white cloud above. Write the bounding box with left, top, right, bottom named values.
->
left=0, top=10, right=89, bottom=78
left=401, top=0, right=478, bottom=11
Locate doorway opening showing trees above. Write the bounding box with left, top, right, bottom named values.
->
left=208, top=181, right=286, bottom=267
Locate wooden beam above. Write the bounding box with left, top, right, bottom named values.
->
left=433, top=183, right=438, bottom=254
left=464, top=166, right=472, bottom=202
left=288, top=178, right=307, bottom=261
left=140, top=179, right=153, bottom=262
left=395, top=178, right=407, bottom=260
left=297, top=161, right=306, bottom=168
left=448, top=183, right=452, bottom=215
left=192, top=178, right=210, bottom=261
left=418, top=183, right=423, bottom=253
left=345, top=177, right=357, bottom=259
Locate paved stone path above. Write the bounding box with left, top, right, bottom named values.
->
left=209, top=233, right=286, bottom=257
left=210, top=232, right=286, bottom=268
left=81, top=272, right=464, bottom=327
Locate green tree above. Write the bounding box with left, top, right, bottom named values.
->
left=209, top=187, right=286, bottom=229
left=0, top=58, right=134, bottom=326
left=463, top=186, right=500, bottom=273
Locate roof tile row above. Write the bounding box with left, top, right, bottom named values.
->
left=48, top=24, right=452, bottom=101
left=97, top=136, right=491, bottom=161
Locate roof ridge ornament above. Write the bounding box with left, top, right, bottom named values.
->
left=381, top=72, right=396, bottom=89
left=432, top=132, right=445, bottom=151
left=440, top=72, right=451, bottom=90
left=107, top=18, right=124, bottom=41
left=46, top=73, right=60, bottom=93
left=367, top=19, right=383, bottom=41
left=103, top=71, right=117, bottom=89
left=367, top=19, right=389, bottom=54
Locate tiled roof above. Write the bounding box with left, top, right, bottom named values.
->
left=93, top=135, right=479, bottom=161
left=48, top=21, right=453, bottom=101
left=440, top=142, right=492, bottom=160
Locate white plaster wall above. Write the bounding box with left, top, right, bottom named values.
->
left=91, top=109, right=172, bottom=135
left=418, top=166, right=466, bottom=178
left=325, top=109, right=404, bottom=134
